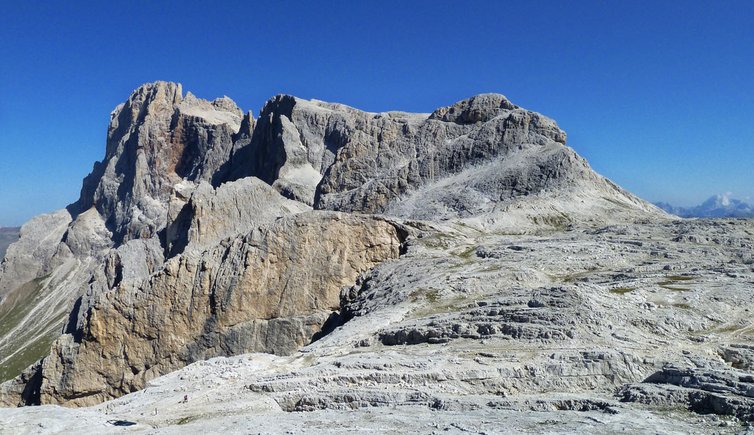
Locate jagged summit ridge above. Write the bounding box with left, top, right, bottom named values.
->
left=228, top=88, right=653, bottom=225
left=74, top=81, right=245, bottom=244
left=428, top=93, right=519, bottom=124
left=71, top=81, right=654, bottom=231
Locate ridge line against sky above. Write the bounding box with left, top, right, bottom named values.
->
left=1, top=0, right=753, bottom=226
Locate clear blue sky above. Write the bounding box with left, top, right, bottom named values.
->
left=1, top=1, right=752, bottom=226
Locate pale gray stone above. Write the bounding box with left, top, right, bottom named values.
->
left=3, top=82, right=750, bottom=434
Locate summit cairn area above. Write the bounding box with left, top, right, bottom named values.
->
left=0, top=82, right=752, bottom=432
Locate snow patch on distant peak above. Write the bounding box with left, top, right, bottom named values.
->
left=720, top=192, right=732, bottom=207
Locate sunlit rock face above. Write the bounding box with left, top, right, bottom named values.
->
left=37, top=212, right=403, bottom=406
left=75, top=81, right=245, bottom=244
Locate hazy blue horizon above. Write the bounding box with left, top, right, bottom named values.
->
left=1, top=1, right=752, bottom=226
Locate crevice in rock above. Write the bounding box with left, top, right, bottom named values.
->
left=63, top=296, right=84, bottom=342
left=309, top=311, right=346, bottom=344
left=19, top=360, right=43, bottom=406
left=163, top=202, right=193, bottom=258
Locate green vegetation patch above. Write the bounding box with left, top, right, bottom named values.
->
left=446, top=246, right=480, bottom=272
left=409, top=287, right=440, bottom=303
left=714, top=324, right=742, bottom=334
left=559, top=267, right=599, bottom=283
left=610, top=287, right=636, bottom=295
left=410, top=294, right=469, bottom=319
left=453, top=221, right=483, bottom=234
left=455, top=246, right=477, bottom=259
left=603, top=196, right=630, bottom=208
left=176, top=415, right=201, bottom=425
left=0, top=277, right=47, bottom=337
left=530, top=213, right=570, bottom=231
left=662, top=275, right=695, bottom=282
left=658, top=275, right=694, bottom=292
left=0, top=275, right=60, bottom=383
left=417, top=232, right=458, bottom=249
left=0, top=331, right=57, bottom=383
left=659, top=284, right=691, bottom=292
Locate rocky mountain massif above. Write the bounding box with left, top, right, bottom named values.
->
left=1, top=82, right=752, bottom=433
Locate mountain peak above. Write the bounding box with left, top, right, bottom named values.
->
left=126, top=81, right=183, bottom=111
left=76, top=82, right=246, bottom=243
left=429, top=93, right=517, bottom=124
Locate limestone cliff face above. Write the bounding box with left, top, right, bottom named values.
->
left=0, top=81, right=665, bottom=408
left=228, top=95, right=350, bottom=205
left=38, top=212, right=402, bottom=406
left=75, top=81, right=245, bottom=244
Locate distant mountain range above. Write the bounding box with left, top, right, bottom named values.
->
left=656, top=194, right=754, bottom=218
left=0, top=227, right=20, bottom=260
